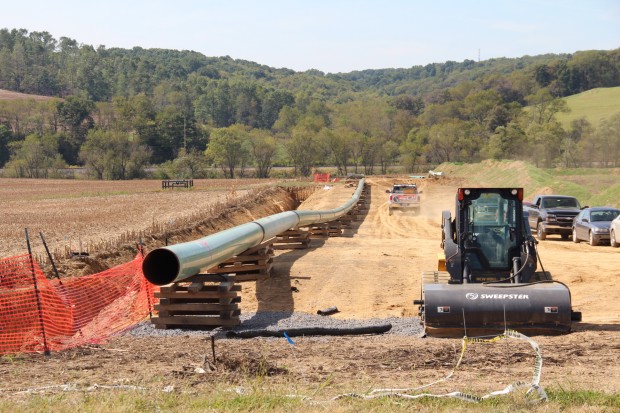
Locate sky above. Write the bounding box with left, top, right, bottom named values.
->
left=1, top=0, right=619, bottom=74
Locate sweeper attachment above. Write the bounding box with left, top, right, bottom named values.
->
left=415, top=188, right=581, bottom=337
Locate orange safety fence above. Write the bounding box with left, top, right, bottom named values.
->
left=0, top=253, right=157, bottom=355
left=314, top=173, right=331, bottom=183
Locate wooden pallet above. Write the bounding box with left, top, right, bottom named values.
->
left=152, top=274, right=240, bottom=329
left=308, top=222, right=343, bottom=238
left=273, top=228, right=311, bottom=250
left=338, top=207, right=365, bottom=225
left=205, top=239, right=275, bottom=281
left=355, top=196, right=370, bottom=211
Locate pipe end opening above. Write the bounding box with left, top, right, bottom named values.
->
left=142, top=248, right=180, bottom=285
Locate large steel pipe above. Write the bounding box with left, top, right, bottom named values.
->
left=296, top=178, right=366, bottom=226
left=143, top=179, right=365, bottom=285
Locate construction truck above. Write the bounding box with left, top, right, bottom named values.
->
left=415, top=188, right=581, bottom=337
left=386, top=183, right=421, bottom=215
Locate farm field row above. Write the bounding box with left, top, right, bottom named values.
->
left=0, top=178, right=280, bottom=260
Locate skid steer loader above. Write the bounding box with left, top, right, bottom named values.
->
left=415, top=188, right=581, bottom=337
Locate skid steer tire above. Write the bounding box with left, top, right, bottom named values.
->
left=533, top=271, right=552, bottom=281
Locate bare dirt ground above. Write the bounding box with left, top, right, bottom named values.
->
left=1, top=177, right=619, bottom=401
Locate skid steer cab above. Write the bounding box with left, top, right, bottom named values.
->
left=415, top=188, right=581, bottom=338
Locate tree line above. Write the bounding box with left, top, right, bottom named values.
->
left=1, top=28, right=619, bottom=179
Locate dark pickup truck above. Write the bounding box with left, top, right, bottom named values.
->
left=524, top=195, right=583, bottom=240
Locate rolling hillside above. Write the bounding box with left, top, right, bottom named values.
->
left=436, top=160, right=620, bottom=208
left=556, top=86, right=620, bottom=129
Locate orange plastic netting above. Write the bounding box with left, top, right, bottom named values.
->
left=0, top=253, right=156, bottom=355
left=313, top=173, right=331, bottom=183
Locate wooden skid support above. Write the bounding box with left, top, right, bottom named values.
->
left=338, top=208, right=365, bottom=225
left=354, top=200, right=369, bottom=211
left=151, top=274, right=241, bottom=329
left=308, top=222, right=343, bottom=238
left=204, top=239, right=275, bottom=281
left=151, top=316, right=240, bottom=328
left=273, top=228, right=311, bottom=250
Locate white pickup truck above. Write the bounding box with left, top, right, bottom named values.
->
left=386, top=184, right=421, bottom=215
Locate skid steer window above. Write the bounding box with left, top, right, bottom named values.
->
left=466, top=194, right=517, bottom=269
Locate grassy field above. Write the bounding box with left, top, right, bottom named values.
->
left=556, top=86, right=620, bottom=129
left=0, top=88, right=56, bottom=101
left=0, top=381, right=617, bottom=412
left=435, top=160, right=620, bottom=208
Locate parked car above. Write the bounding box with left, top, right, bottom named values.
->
left=611, top=214, right=620, bottom=248
left=572, top=207, right=620, bottom=246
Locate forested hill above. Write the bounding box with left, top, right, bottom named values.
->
left=1, top=28, right=619, bottom=101
left=1, top=27, right=619, bottom=179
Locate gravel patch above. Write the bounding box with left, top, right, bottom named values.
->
left=128, top=312, right=425, bottom=339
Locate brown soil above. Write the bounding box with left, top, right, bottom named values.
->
left=1, top=177, right=619, bottom=400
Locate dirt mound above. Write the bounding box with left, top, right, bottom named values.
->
left=61, top=256, right=111, bottom=277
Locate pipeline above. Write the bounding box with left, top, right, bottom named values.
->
left=142, top=179, right=365, bottom=285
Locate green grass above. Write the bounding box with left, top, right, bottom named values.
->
left=436, top=160, right=620, bottom=208
left=556, top=86, right=620, bottom=129
left=548, top=388, right=620, bottom=410
left=0, top=384, right=618, bottom=412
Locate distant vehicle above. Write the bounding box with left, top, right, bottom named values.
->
left=611, top=214, right=620, bottom=248
left=524, top=195, right=583, bottom=240
left=572, top=207, right=620, bottom=246
left=386, top=184, right=421, bottom=215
